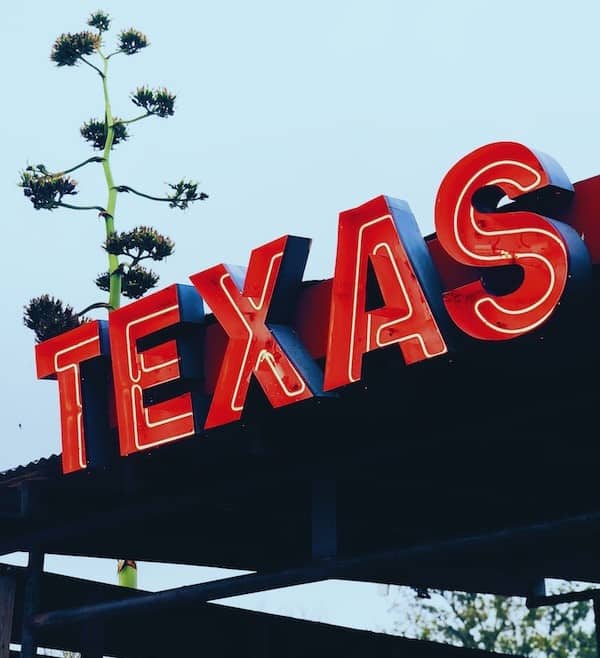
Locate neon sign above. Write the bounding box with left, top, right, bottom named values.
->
left=35, top=141, right=596, bottom=473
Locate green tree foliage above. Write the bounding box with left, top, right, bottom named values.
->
left=19, top=10, right=208, bottom=342
left=390, top=585, right=596, bottom=657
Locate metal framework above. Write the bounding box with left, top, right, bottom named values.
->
left=2, top=267, right=600, bottom=655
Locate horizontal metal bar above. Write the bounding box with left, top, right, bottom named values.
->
left=0, top=494, right=207, bottom=557
left=31, top=509, right=600, bottom=630
left=527, top=588, right=600, bottom=609
left=32, top=562, right=333, bottom=629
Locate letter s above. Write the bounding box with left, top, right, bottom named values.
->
left=435, top=141, right=590, bottom=340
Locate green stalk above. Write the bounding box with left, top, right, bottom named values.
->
left=99, top=52, right=121, bottom=311
left=118, top=112, right=151, bottom=126
left=58, top=155, right=104, bottom=176
left=118, top=560, right=138, bottom=588
left=98, top=49, right=136, bottom=593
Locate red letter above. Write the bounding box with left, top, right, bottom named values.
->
left=109, top=284, right=205, bottom=456
left=35, top=321, right=110, bottom=474
left=435, top=141, right=590, bottom=340
left=190, top=235, right=324, bottom=429
left=323, top=195, right=449, bottom=391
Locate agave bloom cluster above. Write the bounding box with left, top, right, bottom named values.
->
left=117, top=29, right=149, bottom=55
left=20, top=166, right=78, bottom=211
left=167, top=180, right=209, bottom=209
left=104, top=226, right=175, bottom=261
left=131, top=87, right=176, bottom=118
left=23, top=295, right=83, bottom=343
left=96, top=226, right=175, bottom=298
left=80, top=118, right=129, bottom=150
left=20, top=10, right=209, bottom=344
left=51, top=31, right=100, bottom=66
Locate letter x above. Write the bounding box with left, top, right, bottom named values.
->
left=190, top=235, right=324, bottom=429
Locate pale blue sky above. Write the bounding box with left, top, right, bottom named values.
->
left=2, top=0, right=600, bottom=632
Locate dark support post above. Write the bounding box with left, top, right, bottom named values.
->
left=528, top=578, right=546, bottom=598
left=593, top=596, right=600, bottom=658
left=18, top=483, right=39, bottom=520
left=0, top=570, right=16, bottom=658
left=20, top=550, right=44, bottom=658
left=311, top=478, right=337, bottom=559
left=80, top=622, right=104, bottom=658
left=258, top=616, right=269, bottom=658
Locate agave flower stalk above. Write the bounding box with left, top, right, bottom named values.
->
left=20, top=10, right=208, bottom=343
left=98, top=48, right=121, bottom=310
left=117, top=559, right=138, bottom=588
left=19, top=11, right=210, bottom=599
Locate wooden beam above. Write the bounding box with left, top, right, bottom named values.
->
left=80, top=621, right=104, bottom=658
left=32, top=509, right=600, bottom=631
left=311, top=478, right=337, bottom=559
left=20, top=551, right=44, bottom=658
left=0, top=571, right=16, bottom=658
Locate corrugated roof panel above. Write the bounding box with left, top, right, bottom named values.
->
left=0, top=454, right=60, bottom=485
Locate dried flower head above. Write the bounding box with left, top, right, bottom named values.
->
left=95, top=264, right=159, bottom=299
left=104, top=226, right=174, bottom=261
left=131, top=86, right=176, bottom=118
left=167, top=179, right=209, bottom=210
left=19, top=165, right=78, bottom=210
left=80, top=118, right=129, bottom=150
left=118, top=28, right=149, bottom=55
left=23, top=295, right=84, bottom=343
left=51, top=31, right=100, bottom=66
left=87, top=10, right=111, bottom=33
